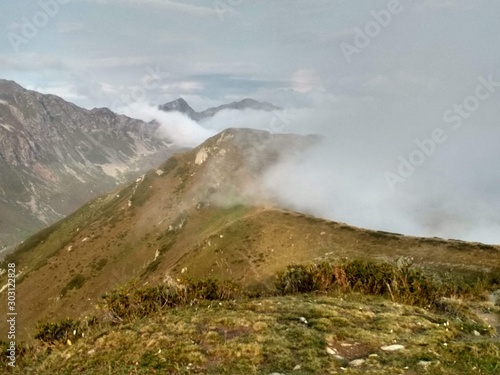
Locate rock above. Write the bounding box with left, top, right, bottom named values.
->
left=418, top=361, right=432, bottom=367
left=349, top=359, right=365, bottom=367
left=381, top=344, right=405, bottom=351
left=473, top=330, right=481, bottom=336
left=293, top=364, right=301, bottom=370
left=326, top=346, right=338, bottom=355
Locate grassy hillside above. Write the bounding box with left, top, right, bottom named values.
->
left=2, top=282, right=499, bottom=374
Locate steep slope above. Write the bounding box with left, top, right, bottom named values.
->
left=0, top=79, right=177, bottom=248
left=159, top=97, right=281, bottom=121
left=0, top=128, right=499, bottom=341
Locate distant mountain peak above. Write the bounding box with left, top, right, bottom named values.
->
left=158, top=97, right=281, bottom=122
left=158, top=98, right=197, bottom=119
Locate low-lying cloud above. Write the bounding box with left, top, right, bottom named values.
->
left=117, top=102, right=216, bottom=147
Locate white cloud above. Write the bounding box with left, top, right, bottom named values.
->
left=290, top=69, right=323, bottom=93
left=116, top=102, right=215, bottom=147
left=57, top=22, right=85, bottom=34
left=419, top=0, right=476, bottom=11
left=26, top=84, right=86, bottom=101
left=161, top=81, right=204, bottom=93
left=86, top=0, right=219, bottom=17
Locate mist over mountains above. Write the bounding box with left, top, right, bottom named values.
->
left=135, top=96, right=500, bottom=245
left=1, top=79, right=500, bottom=248
left=0, top=82, right=289, bottom=249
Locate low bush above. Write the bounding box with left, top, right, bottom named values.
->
left=101, top=278, right=242, bottom=322
left=275, top=259, right=485, bottom=307
left=35, top=319, right=81, bottom=344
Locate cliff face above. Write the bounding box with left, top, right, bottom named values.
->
left=0, top=79, right=176, bottom=248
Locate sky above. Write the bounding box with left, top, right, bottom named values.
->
left=1, top=0, right=500, bottom=243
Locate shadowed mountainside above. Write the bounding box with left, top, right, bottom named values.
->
left=0, top=79, right=178, bottom=249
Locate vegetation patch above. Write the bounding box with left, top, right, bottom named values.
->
left=102, top=278, right=242, bottom=322
left=61, top=273, right=86, bottom=297
left=275, top=259, right=496, bottom=308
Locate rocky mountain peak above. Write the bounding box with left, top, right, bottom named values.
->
left=158, top=97, right=281, bottom=122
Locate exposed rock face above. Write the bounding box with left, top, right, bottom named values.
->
left=159, top=97, right=281, bottom=122
left=0, top=79, right=176, bottom=248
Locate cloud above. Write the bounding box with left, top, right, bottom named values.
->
left=291, top=69, right=323, bottom=93
left=161, top=81, right=204, bottom=93
left=0, top=54, right=67, bottom=71
left=188, top=97, right=500, bottom=245
left=26, top=84, right=86, bottom=101
left=115, top=102, right=215, bottom=147
left=86, top=0, right=220, bottom=17
left=57, top=22, right=85, bottom=34
left=419, top=0, right=476, bottom=11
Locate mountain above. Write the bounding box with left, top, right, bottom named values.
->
left=158, top=97, right=199, bottom=120
left=0, top=79, right=178, bottom=250
left=159, top=97, right=281, bottom=121
left=1, top=127, right=498, bottom=342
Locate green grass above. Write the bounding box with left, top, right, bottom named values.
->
left=3, top=292, right=498, bottom=374
left=2, top=259, right=499, bottom=374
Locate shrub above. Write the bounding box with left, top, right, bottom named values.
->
left=275, top=264, right=314, bottom=294
left=275, top=259, right=469, bottom=308
left=101, top=278, right=242, bottom=322
left=35, top=319, right=80, bottom=344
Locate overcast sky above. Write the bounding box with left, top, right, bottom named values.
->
left=1, top=0, right=498, bottom=110
left=1, top=0, right=500, bottom=243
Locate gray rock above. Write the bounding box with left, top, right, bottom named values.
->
left=381, top=344, right=405, bottom=351
left=350, top=359, right=366, bottom=367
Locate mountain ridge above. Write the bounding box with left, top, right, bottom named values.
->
left=158, top=97, right=281, bottom=121
left=0, top=79, right=178, bottom=249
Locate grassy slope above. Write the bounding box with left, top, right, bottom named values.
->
left=5, top=292, right=500, bottom=375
